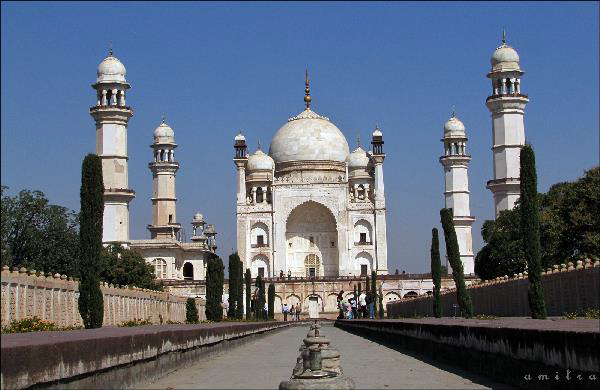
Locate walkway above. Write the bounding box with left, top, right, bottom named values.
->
left=140, top=324, right=510, bottom=389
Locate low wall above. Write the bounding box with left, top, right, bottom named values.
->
left=1, top=266, right=205, bottom=328
left=387, top=260, right=599, bottom=318
left=1, top=321, right=301, bottom=389
left=336, top=319, right=599, bottom=390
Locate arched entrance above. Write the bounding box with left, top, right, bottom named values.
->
left=286, top=201, right=338, bottom=277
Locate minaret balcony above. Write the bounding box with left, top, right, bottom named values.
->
left=439, top=155, right=471, bottom=166
left=104, top=188, right=135, bottom=201
left=486, top=177, right=521, bottom=192
left=485, top=93, right=529, bottom=102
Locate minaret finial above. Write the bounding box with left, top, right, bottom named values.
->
left=502, top=28, right=506, bottom=44
left=161, top=115, right=166, bottom=124
left=451, top=106, right=456, bottom=118
left=304, top=68, right=311, bottom=110
left=257, top=139, right=261, bottom=151
left=357, top=135, right=361, bottom=149
left=109, top=41, right=113, bottom=56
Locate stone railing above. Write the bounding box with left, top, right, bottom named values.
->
left=387, top=259, right=600, bottom=318
left=1, top=266, right=205, bottom=328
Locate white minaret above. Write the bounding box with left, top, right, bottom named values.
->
left=439, top=112, right=475, bottom=274
left=147, top=118, right=181, bottom=240
left=486, top=31, right=528, bottom=217
left=371, top=126, right=388, bottom=275
left=90, top=48, right=134, bottom=246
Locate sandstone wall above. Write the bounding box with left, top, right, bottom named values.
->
left=386, top=260, right=600, bottom=318
left=1, top=266, right=205, bottom=328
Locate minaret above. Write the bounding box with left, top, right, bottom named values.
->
left=439, top=111, right=475, bottom=274
left=233, top=132, right=248, bottom=205
left=371, top=126, right=388, bottom=274
left=147, top=118, right=181, bottom=240
left=90, top=47, right=135, bottom=246
left=486, top=30, right=528, bottom=217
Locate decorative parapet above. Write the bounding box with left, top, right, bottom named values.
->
left=1, top=265, right=202, bottom=328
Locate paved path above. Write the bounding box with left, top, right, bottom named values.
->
left=140, top=324, right=510, bottom=389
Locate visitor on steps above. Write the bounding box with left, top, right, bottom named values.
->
left=359, top=291, right=367, bottom=318
left=367, top=291, right=375, bottom=319
left=283, top=303, right=288, bottom=321
left=296, top=305, right=301, bottom=320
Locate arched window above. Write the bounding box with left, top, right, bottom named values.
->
left=183, top=262, right=194, bottom=279
left=152, top=258, right=167, bottom=279
left=256, top=187, right=264, bottom=203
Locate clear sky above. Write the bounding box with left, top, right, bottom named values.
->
left=2, top=1, right=598, bottom=273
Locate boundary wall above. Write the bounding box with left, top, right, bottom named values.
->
left=387, top=260, right=599, bottom=318
left=1, top=266, right=205, bottom=327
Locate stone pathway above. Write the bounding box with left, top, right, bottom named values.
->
left=140, top=324, right=511, bottom=389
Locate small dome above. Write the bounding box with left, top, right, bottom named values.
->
left=97, top=54, right=127, bottom=83
left=346, top=147, right=370, bottom=169
left=234, top=132, right=246, bottom=142
left=444, top=116, right=466, bottom=137
left=192, top=213, right=204, bottom=223
left=491, top=44, right=520, bottom=72
left=247, top=149, right=274, bottom=171
left=269, top=109, right=349, bottom=163
left=372, top=127, right=383, bottom=137
left=153, top=121, right=175, bottom=143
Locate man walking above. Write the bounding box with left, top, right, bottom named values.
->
left=359, top=290, right=367, bottom=319
left=366, top=291, right=375, bottom=319
left=283, top=303, right=288, bottom=321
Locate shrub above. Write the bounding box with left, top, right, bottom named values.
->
left=1, top=317, right=83, bottom=333
left=119, top=318, right=152, bottom=327
left=186, top=297, right=199, bottom=324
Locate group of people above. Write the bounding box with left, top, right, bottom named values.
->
left=282, top=303, right=301, bottom=321
left=337, top=290, right=375, bottom=320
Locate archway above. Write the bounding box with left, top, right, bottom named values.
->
left=286, top=201, right=338, bottom=277
left=183, top=262, right=194, bottom=279
left=251, top=255, right=269, bottom=278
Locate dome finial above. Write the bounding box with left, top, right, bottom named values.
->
left=161, top=115, right=166, bottom=124
left=257, top=139, right=261, bottom=151
left=304, top=68, right=311, bottom=110
left=451, top=106, right=456, bottom=118
left=502, top=28, right=506, bottom=44
left=108, top=41, right=113, bottom=56
left=357, top=134, right=361, bottom=149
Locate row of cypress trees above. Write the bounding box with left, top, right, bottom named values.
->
left=429, top=144, right=546, bottom=319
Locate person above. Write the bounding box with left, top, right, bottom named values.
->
left=264, top=302, right=268, bottom=320
left=336, top=290, right=344, bottom=320
left=367, top=291, right=375, bottom=319
left=290, top=305, right=295, bottom=321
left=350, top=297, right=357, bottom=319
left=280, top=270, right=284, bottom=278
left=283, top=303, right=288, bottom=321
left=359, top=290, right=367, bottom=319
left=296, top=304, right=301, bottom=320
left=288, top=270, right=292, bottom=280
left=346, top=299, right=353, bottom=319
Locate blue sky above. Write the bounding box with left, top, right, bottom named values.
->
left=2, top=2, right=598, bottom=273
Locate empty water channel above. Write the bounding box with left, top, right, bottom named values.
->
left=140, top=323, right=508, bottom=389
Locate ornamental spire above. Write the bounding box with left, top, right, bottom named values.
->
left=357, top=135, right=361, bottom=149
left=502, top=28, right=506, bottom=44
left=257, top=139, right=261, bottom=151
left=304, top=68, right=311, bottom=110
left=451, top=106, right=456, bottom=118
left=109, top=41, right=113, bottom=56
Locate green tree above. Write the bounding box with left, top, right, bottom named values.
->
left=371, top=271, right=378, bottom=318
left=205, top=255, right=224, bottom=321
left=227, top=253, right=239, bottom=318
left=245, top=268, right=251, bottom=320
left=440, top=208, right=473, bottom=318
left=99, top=245, right=162, bottom=290
left=268, top=283, right=275, bottom=320
left=431, top=228, right=442, bottom=318
left=1, top=186, right=79, bottom=276
left=255, top=275, right=266, bottom=320
left=186, top=298, right=199, bottom=323
left=378, top=285, right=384, bottom=319
left=78, top=154, right=104, bottom=329
left=236, top=259, right=244, bottom=319
left=520, top=145, right=547, bottom=319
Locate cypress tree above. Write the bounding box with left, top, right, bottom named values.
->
left=520, top=145, right=547, bottom=319
left=378, top=285, right=384, bottom=319
left=371, top=271, right=378, bottom=318
left=440, top=208, right=474, bottom=318
left=245, top=268, right=251, bottom=320
left=268, top=283, right=275, bottom=320
left=78, top=154, right=104, bottom=329
left=365, top=275, right=370, bottom=295
left=236, top=259, right=244, bottom=319
left=431, top=228, right=443, bottom=318
left=227, top=253, right=238, bottom=318
left=206, top=255, right=224, bottom=321
left=255, top=275, right=266, bottom=320
left=186, top=297, right=199, bottom=323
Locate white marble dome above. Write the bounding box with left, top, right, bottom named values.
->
left=192, top=212, right=204, bottom=223
left=372, top=127, right=383, bottom=137
left=491, top=44, right=520, bottom=72
left=269, top=109, right=349, bottom=163
left=444, top=116, right=466, bottom=137
left=346, top=147, right=369, bottom=169
left=247, top=149, right=274, bottom=171
left=234, top=132, right=246, bottom=142
left=97, top=54, right=127, bottom=84
left=153, top=121, right=175, bottom=143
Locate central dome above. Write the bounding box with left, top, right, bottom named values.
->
left=269, top=109, right=349, bottom=163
